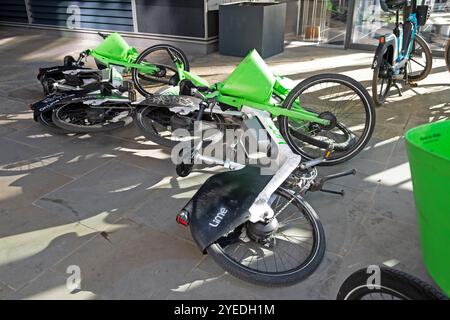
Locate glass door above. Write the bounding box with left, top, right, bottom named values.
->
left=420, top=0, right=450, bottom=51
left=350, top=0, right=396, bottom=47
left=297, top=0, right=350, bottom=46
left=349, top=0, right=449, bottom=51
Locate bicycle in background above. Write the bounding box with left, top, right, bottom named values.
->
left=372, top=0, right=433, bottom=105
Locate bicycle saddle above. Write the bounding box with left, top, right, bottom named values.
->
left=382, top=0, right=407, bottom=11
left=182, top=166, right=274, bottom=251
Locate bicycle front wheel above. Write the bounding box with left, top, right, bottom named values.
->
left=279, top=73, right=376, bottom=166
left=372, top=61, right=392, bottom=106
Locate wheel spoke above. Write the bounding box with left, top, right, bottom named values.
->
left=213, top=189, right=322, bottom=280
left=282, top=76, right=372, bottom=161
left=410, top=58, right=426, bottom=69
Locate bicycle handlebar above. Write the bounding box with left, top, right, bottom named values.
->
left=98, top=32, right=108, bottom=39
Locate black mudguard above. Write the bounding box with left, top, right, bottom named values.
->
left=30, top=83, right=103, bottom=120
left=372, top=36, right=395, bottom=69
left=182, top=166, right=274, bottom=253
left=37, top=65, right=90, bottom=82
left=31, top=92, right=81, bottom=120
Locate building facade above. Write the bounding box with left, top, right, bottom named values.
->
left=0, top=0, right=448, bottom=54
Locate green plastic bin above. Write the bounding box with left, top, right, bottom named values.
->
left=405, top=120, right=450, bottom=296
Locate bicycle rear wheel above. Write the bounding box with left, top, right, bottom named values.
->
left=407, top=34, right=432, bottom=82
left=279, top=73, right=376, bottom=166
left=37, top=111, right=67, bottom=134
left=132, top=44, right=189, bottom=97
left=52, top=103, right=133, bottom=133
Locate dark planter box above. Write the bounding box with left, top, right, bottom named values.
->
left=219, top=2, right=287, bottom=58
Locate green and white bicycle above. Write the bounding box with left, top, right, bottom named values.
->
left=135, top=50, right=376, bottom=165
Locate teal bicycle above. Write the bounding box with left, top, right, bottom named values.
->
left=372, top=0, right=433, bottom=105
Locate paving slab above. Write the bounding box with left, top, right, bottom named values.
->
left=315, top=213, right=436, bottom=299
left=192, top=251, right=343, bottom=300
left=34, top=160, right=166, bottom=230
left=50, top=218, right=203, bottom=299
left=0, top=208, right=98, bottom=290
left=304, top=187, right=375, bottom=256
left=128, top=173, right=215, bottom=243
left=358, top=135, right=401, bottom=165
left=165, top=269, right=261, bottom=300
left=0, top=282, right=15, bottom=299
left=7, top=270, right=100, bottom=300
left=33, top=133, right=175, bottom=179
left=0, top=165, right=73, bottom=214
left=0, top=137, right=42, bottom=166
left=6, top=123, right=78, bottom=152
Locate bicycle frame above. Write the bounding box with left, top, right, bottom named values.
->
left=393, top=12, right=418, bottom=69
left=81, top=33, right=161, bottom=75
left=175, top=56, right=330, bottom=127
left=192, top=107, right=302, bottom=224
left=87, top=49, right=159, bottom=74
left=373, top=2, right=419, bottom=73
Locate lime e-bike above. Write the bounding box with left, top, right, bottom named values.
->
left=136, top=50, right=376, bottom=166
left=168, top=94, right=356, bottom=285
left=38, top=32, right=189, bottom=97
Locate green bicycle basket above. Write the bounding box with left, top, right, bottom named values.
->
left=405, top=120, right=450, bottom=296
left=220, top=50, right=276, bottom=104
left=92, top=32, right=138, bottom=63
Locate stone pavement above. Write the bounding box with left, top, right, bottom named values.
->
left=0, top=28, right=449, bottom=299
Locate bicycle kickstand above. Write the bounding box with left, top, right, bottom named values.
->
left=393, top=82, right=402, bottom=97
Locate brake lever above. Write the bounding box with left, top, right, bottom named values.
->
left=308, top=169, right=357, bottom=196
